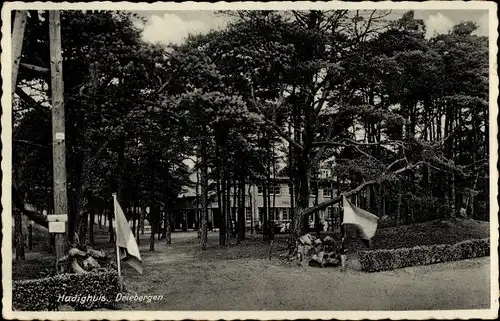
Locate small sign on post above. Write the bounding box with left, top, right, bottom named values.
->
left=48, top=214, right=67, bottom=233
left=49, top=221, right=66, bottom=233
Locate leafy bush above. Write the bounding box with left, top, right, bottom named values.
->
left=13, top=270, right=120, bottom=311
left=358, top=238, right=490, bottom=272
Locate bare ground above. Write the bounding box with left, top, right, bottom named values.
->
left=13, top=219, right=491, bottom=310
left=117, top=231, right=490, bottom=311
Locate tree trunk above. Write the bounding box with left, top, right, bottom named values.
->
left=232, top=179, right=237, bottom=238
left=182, top=210, right=188, bottom=232
left=72, top=63, right=103, bottom=246
left=200, top=144, right=209, bottom=250
left=288, top=120, right=295, bottom=230
left=216, top=145, right=226, bottom=245
left=248, top=185, right=254, bottom=235
left=262, top=180, right=269, bottom=241
left=272, top=144, right=277, bottom=223
left=396, top=191, right=402, bottom=226
left=196, top=167, right=201, bottom=233
left=79, top=209, right=89, bottom=245
left=108, top=208, right=114, bottom=243
left=136, top=208, right=141, bottom=245
left=237, top=174, right=246, bottom=242
left=314, top=176, right=320, bottom=236
left=132, top=204, right=137, bottom=236
left=28, top=220, right=33, bottom=250
left=226, top=177, right=232, bottom=244
left=88, top=207, right=95, bottom=246
left=49, top=233, right=55, bottom=254
left=220, top=177, right=227, bottom=245
left=14, top=208, right=25, bottom=260
left=292, top=156, right=310, bottom=241
left=149, top=205, right=159, bottom=251
left=450, top=172, right=456, bottom=218
left=165, top=211, right=172, bottom=245
left=141, top=206, right=146, bottom=235
left=11, top=10, right=28, bottom=93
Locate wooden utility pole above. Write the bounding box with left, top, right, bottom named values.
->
left=11, top=10, right=28, bottom=94
left=49, top=11, right=68, bottom=272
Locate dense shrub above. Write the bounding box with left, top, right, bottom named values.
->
left=13, top=270, right=120, bottom=311
left=358, top=238, right=490, bottom=272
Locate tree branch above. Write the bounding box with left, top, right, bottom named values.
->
left=463, top=158, right=488, bottom=170
left=20, top=62, right=49, bottom=74
left=387, top=158, right=405, bottom=170
left=12, top=186, right=48, bottom=228
left=312, top=138, right=400, bottom=147
left=155, top=75, right=173, bottom=94
left=249, top=85, right=304, bottom=152
left=15, top=87, right=50, bottom=114
left=13, top=139, right=47, bottom=149
left=311, top=139, right=379, bottom=161
left=308, top=120, right=336, bottom=174
left=302, top=179, right=377, bottom=216
left=301, top=161, right=424, bottom=216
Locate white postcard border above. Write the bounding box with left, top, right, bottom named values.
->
left=2, top=1, right=498, bottom=320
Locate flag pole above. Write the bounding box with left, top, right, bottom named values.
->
left=112, top=193, right=123, bottom=291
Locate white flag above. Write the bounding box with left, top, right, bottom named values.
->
left=114, top=195, right=142, bottom=274
left=342, top=195, right=379, bottom=240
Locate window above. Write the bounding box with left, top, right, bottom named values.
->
left=245, top=208, right=252, bottom=221
left=323, top=188, right=332, bottom=197
left=288, top=185, right=294, bottom=196
left=327, top=207, right=340, bottom=219
left=257, top=184, right=281, bottom=195
left=320, top=169, right=331, bottom=179
left=282, top=208, right=289, bottom=220
left=276, top=208, right=282, bottom=220
left=257, top=207, right=281, bottom=220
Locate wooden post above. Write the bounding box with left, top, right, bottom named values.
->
left=11, top=10, right=28, bottom=94
left=49, top=11, right=68, bottom=273
left=28, top=220, right=33, bottom=250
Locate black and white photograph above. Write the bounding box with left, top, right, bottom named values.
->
left=2, top=1, right=498, bottom=320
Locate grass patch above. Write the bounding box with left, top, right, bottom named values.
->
left=335, top=219, right=490, bottom=254
left=190, top=219, right=489, bottom=263
left=12, top=256, right=57, bottom=280
left=367, top=219, right=489, bottom=250
left=194, top=235, right=289, bottom=261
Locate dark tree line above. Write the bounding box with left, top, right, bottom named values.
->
left=12, top=10, right=489, bottom=257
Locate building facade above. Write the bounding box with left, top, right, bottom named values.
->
left=170, top=170, right=342, bottom=232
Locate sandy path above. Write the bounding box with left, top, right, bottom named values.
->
left=119, top=233, right=491, bottom=311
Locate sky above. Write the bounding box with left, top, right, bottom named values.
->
left=134, top=10, right=490, bottom=45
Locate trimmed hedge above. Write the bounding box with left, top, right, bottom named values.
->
left=358, top=238, right=490, bottom=272
left=13, top=270, right=120, bottom=311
